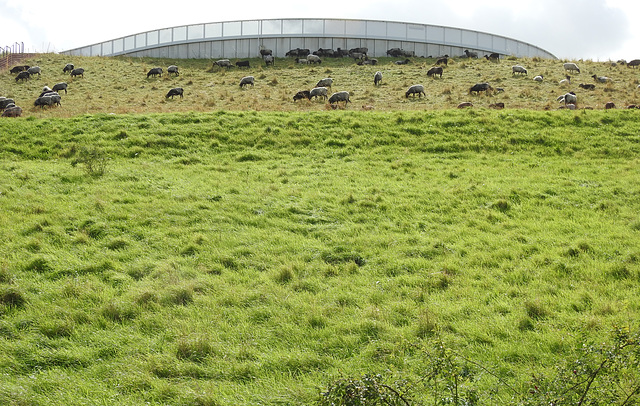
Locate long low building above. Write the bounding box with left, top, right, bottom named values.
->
left=60, top=18, right=556, bottom=60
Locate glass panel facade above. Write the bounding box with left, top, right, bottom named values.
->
left=242, top=20, right=259, bottom=36
left=367, top=21, right=386, bottom=37
left=387, top=22, right=405, bottom=39
left=135, top=34, right=146, bottom=48
left=444, top=28, right=461, bottom=44
left=205, top=23, right=222, bottom=38
left=188, top=24, right=204, bottom=40
left=159, top=29, right=172, bottom=43
left=304, top=20, right=324, bottom=35
left=173, top=26, right=187, bottom=41
left=407, top=24, right=425, bottom=41
left=324, top=20, right=345, bottom=35
left=113, top=39, right=123, bottom=53
left=346, top=20, right=366, bottom=36
left=262, top=20, right=281, bottom=35
left=91, top=44, right=101, bottom=56
left=283, top=19, right=303, bottom=34
left=427, top=26, right=444, bottom=42
left=124, top=36, right=135, bottom=51
left=147, top=31, right=158, bottom=46
left=461, top=30, right=477, bottom=47
left=223, top=21, right=241, bottom=37
left=103, top=42, right=112, bottom=55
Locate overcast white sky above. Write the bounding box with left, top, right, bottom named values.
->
left=1, top=0, right=637, bottom=61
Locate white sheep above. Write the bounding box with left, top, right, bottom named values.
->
left=328, top=91, right=351, bottom=106
left=559, top=75, right=571, bottom=86
left=309, top=87, right=328, bottom=100
left=533, top=75, right=544, bottom=82
left=512, top=65, right=527, bottom=75
left=557, top=92, right=577, bottom=105
left=592, top=74, right=612, bottom=83
left=306, top=55, right=322, bottom=64
left=239, top=76, right=255, bottom=88
left=563, top=62, right=580, bottom=74
left=316, top=78, right=333, bottom=89
left=405, top=84, right=425, bottom=98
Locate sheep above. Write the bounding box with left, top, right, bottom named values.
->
left=559, top=75, right=571, bottom=86
left=309, top=87, right=329, bottom=100
left=10, top=65, right=29, bottom=74
left=52, top=82, right=68, bottom=94
left=557, top=91, right=577, bottom=105
left=427, top=66, right=443, bottom=78
left=259, top=49, right=273, bottom=57
left=405, top=84, right=426, bottom=98
left=394, top=59, right=410, bottom=65
left=15, top=71, right=30, bottom=82
left=70, top=68, right=84, bottom=78
left=34, top=95, right=55, bottom=109
left=484, top=53, right=500, bottom=62
left=168, top=65, right=179, bottom=75
left=435, top=56, right=449, bottom=66
left=0, top=98, right=16, bottom=109
left=469, top=83, right=493, bottom=95
left=457, top=102, right=473, bottom=108
left=349, top=47, right=368, bottom=55
left=512, top=65, right=527, bottom=75
left=533, top=75, right=544, bottom=82
left=563, top=62, right=580, bottom=74
left=166, top=87, right=184, bottom=99
left=293, top=90, right=311, bottom=101
left=63, top=63, right=74, bottom=73
left=307, top=55, right=322, bottom=64
left=328, top=91, right=351, bottom=106
left=147, top=67, right=163, bottom=78
left=489, top=102, right=505, bottom=109
left=387, top=48, right=407, bottom=57
left=27, top=66, right=41, bottom=76
left=374, top=71, right=382, bottom=86
left=263, top=55, right=274, bottom=66
left=295, top=58, right=308, bottom=64
left=357, top=58, right=377, bottom=66
left=592, top=74, right=611, bottom=83
left=40, top=86, right=52, bottom=96
left=314, top=48, right=335, bottom=57
left=604, top=102, right=616, bottom=109
left=286, top=48, right=310, bottom=57
left=628, top=59, right=640, bottom=68
left=213, top=59, right=232, bottom=68
left=316, top=78, right=333, bottom=89
left=350, top=52, right=366, bottom=61
left=239, top=76, right=255, bottom=88
left=2, top=105, right=22, bottom=117
left=464, top=50, right=478, bottom=58
left=578, top=83, right=595, bottom=90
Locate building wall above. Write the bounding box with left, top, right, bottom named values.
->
left=61, top=18, right=556, bottom=60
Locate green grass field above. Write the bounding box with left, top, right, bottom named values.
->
left=1, top=108, right=639, bottom=405
left=2, top=53, right=640, bottom=405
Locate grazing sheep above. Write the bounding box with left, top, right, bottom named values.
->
left=387, top=48, right=412, bottom=57
left=559, top=75, right=571, bottom=86
left=578, top=83, right=595, bottom=90
left=52, top=82, right=68, bottom=94
left=147, top=67, right=163, bottom=78
left=27, top=66, right=41, bottom=76
left=557, top=91, right=577, bottom=105
left=457, top=102, right=473, bottom=108
left=533, top=75, right=544, bottom=82
left=70, top=68, right=85, bottom=78
left=63, top=63, right=74, bottom=73
left=563, top=62, right=581, bottom=74
left=435, top=56, right=449, bottom=66
left=309, top=87, right=329, bottom=100
left=2, top=105, right=22, bottom=117
left=295, top=58, right=308, bottom=64
left=350, top=52, right=366, bottom=61
left=316, top=78, right=333, bottom=89
left=592, top=74, right=611, bottom=83
left=374, top=71, right=382, bottom=86
left=40, top=86, right=52, bottom=97
left=293, top=90, right=311, bottom=101
left=263, top=55, right=274, bottom=66
left=604, top=102, right=616, bottom=109
left=286, top=48, right=310, bottom=58
left=464, top=50, right=478, bottom=58
left=484, top=53, right=500, bottom=62
left=489, top=102, right=505, bottom=109
left=10, top=65, right=29, bottom=74
left=34, top=95, right=54, bottom=109
left=357, top=58, right=378, bottom=66
left=314, top=48, right=335, bottom=57
left=328, top=91, right=351, bottom=106
left=235, top=60, right=250, bottom=68
left=469, top=83, right=493, bottom=95
left=627, top=59, right=640, bottom=68
left=427, top=66, right=443, bottom=78
left=213, top=59, right=232, bottom=68
left=349, top=47, right=368, bottom=56
left=239, top=76, right=255, bottom=88
left=512, top=65, right=527, bottom=75
left=168, top=65, right=179, bottom=75
left=307, top=55, right=322, bottom=64
left=259, top=49, right=273, bottom=57
left=405, top=84, right=426, bottom=98
left=394, top=59, right=410, bottom=65
left=15, top=71, right=30, bottom=82
left=166, top=87, right=184, bottom=99
left=0, top=98, right=16, bottom=109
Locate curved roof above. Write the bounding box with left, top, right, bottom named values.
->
left=61, top=18, right=556, bottom=60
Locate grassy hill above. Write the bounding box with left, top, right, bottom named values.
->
left=1, top=53, right=640, bottom=116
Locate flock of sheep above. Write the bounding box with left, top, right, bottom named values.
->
left=3, top=49, right=640, bottom=116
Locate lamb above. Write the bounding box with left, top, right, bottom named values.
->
left=309, top=87, right=329, bottom=100
left=168, top=65, right=179, bottom=75
left=512, top=65, right=527, bottom=75
left=213, top=59, right=232, bottom=68
left=70, top=68, right=85, bottom=78
left=147, top=67, right=163, bottom=78
left=328, top=91, right=351, bottom=106
left=563, top=63, right=580, bottom=74
left=295, top=58, right=308, bottom=64
left=374, top=71, right=382, bottom=86
left=239, top=76, right=255, bottom=88
left=15, top=71, right=30, bottom=82
left=427, top=66, right=443, bottom=78
left=27, top=66, right=41, bottom=76
left=578, top=83, right=595, bottom=90
left=166, top=88, right=184, bottom=99
left=307, top=55, right=322, bottom=64
left=592, top=74, right=611, bottom=83
left=628, top=59, right=640, bottom=68
left=469, top=83, right=493, bottom=95
left=464, top=50, right=478, bottom=58
left=293, top=90, right=311, bottom=101
left=557, top=91, right=577, bottom=105
left=52, top=82, right=68, bottom=94
left=405, top=84, right=426, bottom=98
left=559, top=75, right=571, bottom=86
left=2, top=105, right=22, bottom=117
left=63, top=63, right=74, bottom=73
left=316, top=78, right=333, bottom=89
left=533, top=75, right=544, bottom=82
